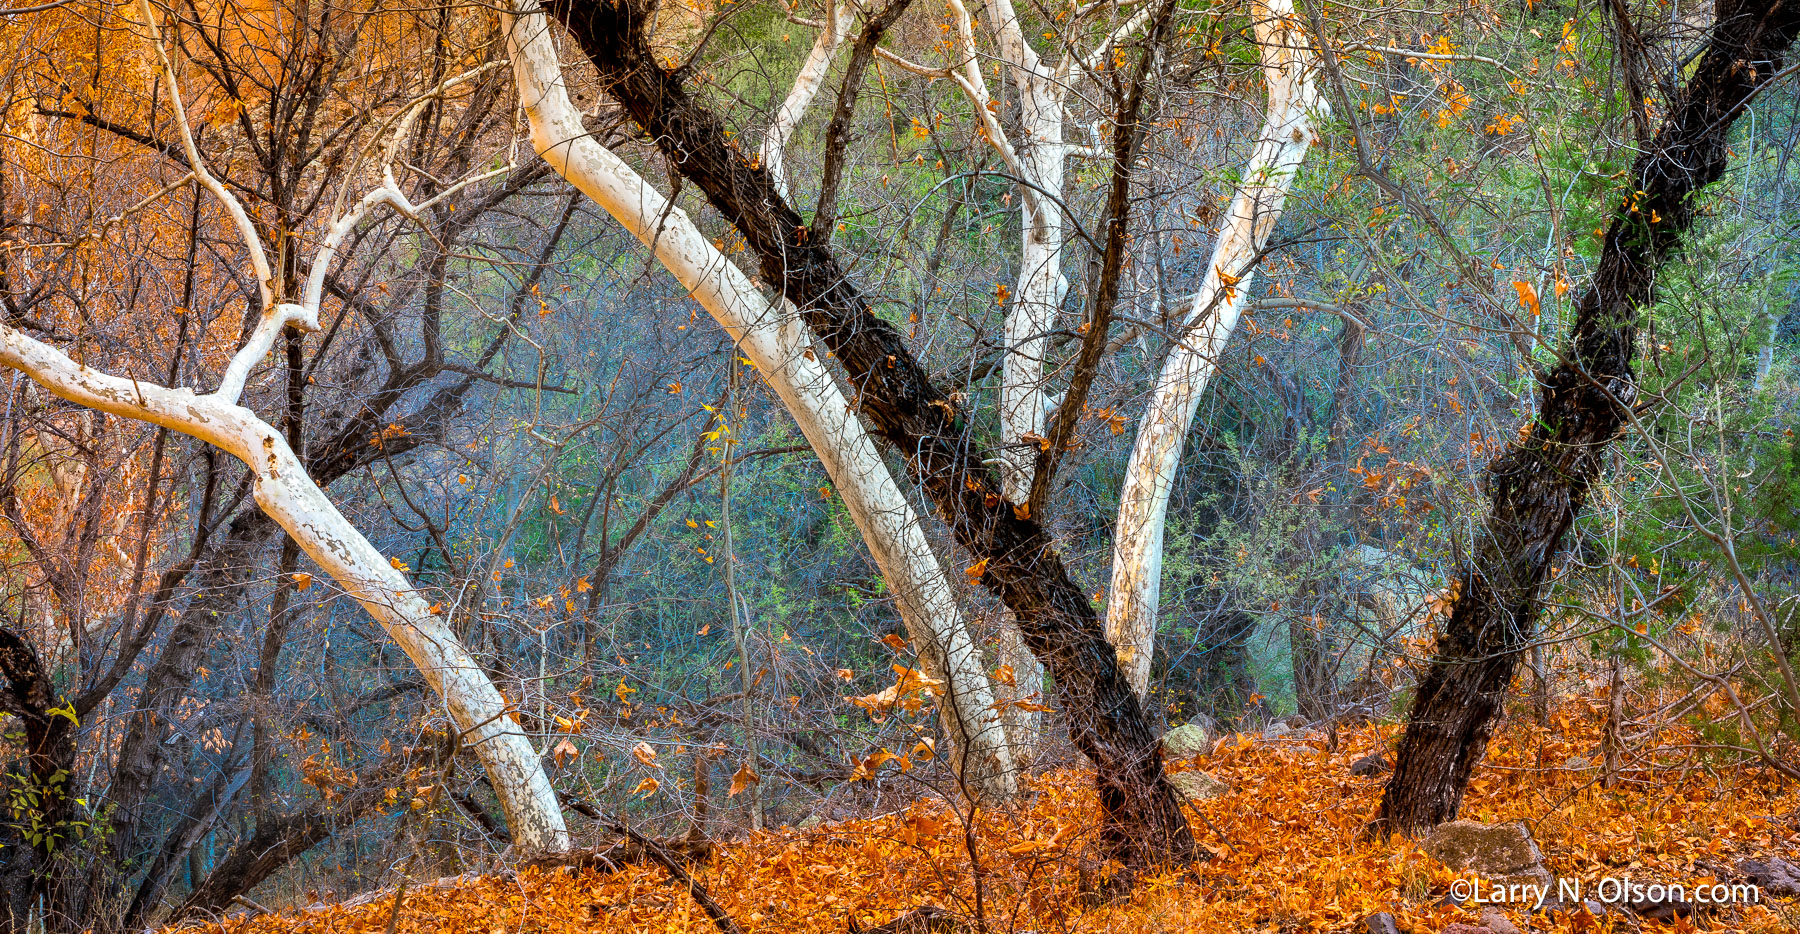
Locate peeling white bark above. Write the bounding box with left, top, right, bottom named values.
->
left=957, top=0, right=1063, bottom=505
left=503, top=3, right=1017, bottom=798
left=960, top=0, right=1154, bottom=503
left=1105, top=0, right=1325, bottom=696
left=942, top=0, right=1155, bottom=757
left=760, top=0, right=855, bottom=197
left=5, top=4, right=580, bottom=852
left=0, top=331, right=574, bottom=851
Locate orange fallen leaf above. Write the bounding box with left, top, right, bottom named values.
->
left=728, top=761, right=759, bottom=797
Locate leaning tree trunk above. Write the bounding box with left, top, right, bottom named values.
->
left=502, top=4, right=1018, bottom=800
left=964, top=0, right=1071, bottom=761
left=758, top=0, right=853, bottom=197
left=531, top=0, right=1194, bottom=867
left=1106, top=0, right=1325, bottom=697
left=1375, top=0, right=1800, bottom=835
left=0, top=325, right=573, bottom=853
left=951, top=0, right=1156, bottom=753
left=0, top=6, right=572, bottom=852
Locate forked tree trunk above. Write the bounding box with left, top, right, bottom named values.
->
left=0, top=10, right=574, bottom=854
left=0, top=331, right=572, bottom=852
left=534, top=0, right=1193, bottom=866
left=1375, top=0, right=1800, bottom=835
left=973, top=0, right=1071, bottom=760
left=502, top=5, right=1018, bottom=800
left=1106, top=0, right=1324, bottom=697
left=955, top=0, right=1155, bottom=749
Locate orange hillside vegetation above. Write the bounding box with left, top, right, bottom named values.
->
left=182, top=707, right=1800, bottom=934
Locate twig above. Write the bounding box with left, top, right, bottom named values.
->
left=561, top=797, right=744, bottom=934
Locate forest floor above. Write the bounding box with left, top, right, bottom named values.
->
left=183, top=705, right=1800, bottom=934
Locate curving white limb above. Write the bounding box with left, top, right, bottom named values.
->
left=761, top=0, right=856, bottom=197
left=1105, top=0, right=1326, bottom=697
left=502, top=1, right=1018, bottom=798
left=104, top=0, right=572, bottom=849
left=0, top=326, right=572, bottom=850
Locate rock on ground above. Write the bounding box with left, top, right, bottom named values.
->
left=1168, top=768, right=1231, bottom=802
left=1739, top=856, right=1800, bottom=897
left=1361, top=911, right=1401, bottom=934
left=1162, top=723, right=1212, bottom=761
left=1478, top=906, right=1520, bottom=934
left=1424, top=820, right=1552, bottom=888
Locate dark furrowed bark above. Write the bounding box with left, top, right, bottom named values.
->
left=0, top=624, right=78, bottom=928
left=1375, top=0, right=1800, bottom=836
left=811, top=0, right=916, bottom=247
left=544, top=0, right=1194, bottom=867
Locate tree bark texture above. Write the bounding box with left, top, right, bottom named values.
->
left=1376, top=0, right=1800, bottom=835
left=538, top=0, right=1194, bottom=866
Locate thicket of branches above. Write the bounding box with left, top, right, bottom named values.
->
left=0, top=0, right=1796, bottom=928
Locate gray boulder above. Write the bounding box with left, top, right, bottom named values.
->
left=1739, top=856, right=1800, bottom=897
left=1162, top=723, right=1213, bottom=761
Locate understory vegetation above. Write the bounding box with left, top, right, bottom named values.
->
left=0, top=0, right=1796, bottom=929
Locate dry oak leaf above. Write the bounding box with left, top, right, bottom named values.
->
left=850, top=665, right=944, bottom=718
left=728, top=761, right=759, bottom=797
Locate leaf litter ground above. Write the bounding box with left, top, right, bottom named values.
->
left=184, top=706, right=1799, bottom=934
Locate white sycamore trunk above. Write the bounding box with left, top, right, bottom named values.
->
left=760, top=0, right=855, bottom=197
left=953, top=0, right=1152, bottom=754
left=7, top=10, right=577, bottom=850
left=503, top=3, right=1017, bottom=798
left=973, top=0, right=1065, bottom=506
left=0, top=328, right=574, bottom=850
left=1105, top=0, right=1325, bottom=696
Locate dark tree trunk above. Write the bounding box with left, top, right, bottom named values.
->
left=545, top=0, right=1195, bottom=868
left=0, top=624, right=77, bottom=930
left=97, top=507, right=272, bottom=905
left=1156, top=601, right=1259, bottom=725
left=1375, top=0, right=1800, bottom=836
left=1289, top=615, right=1338, bottom=721
left=173, top=810, right=337, bottom=920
